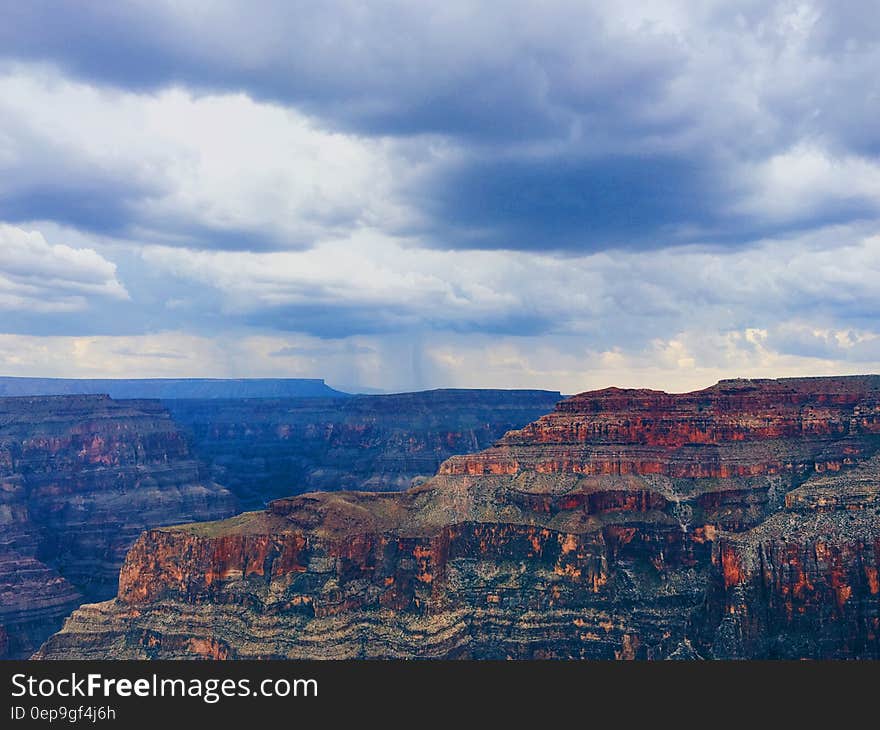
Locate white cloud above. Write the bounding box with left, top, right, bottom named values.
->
left=0, top=66, right=417, bottom=248
left=734, top=144, right=880, bottom=223
left=139, top=226, right=880, bottom=340
left=2, top=325, right=877, bottom=395
left=417, top=328, right=880, bottom=394
left=0, top=224, right=127, bottom=311
left=0, top=331, right=400, bottom=391
left=140, top=231, right=591, bottom=329
left=4, top=217, right=878, bottom=391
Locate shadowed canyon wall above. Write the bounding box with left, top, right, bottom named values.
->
left=0, top=395, right=236, bottom=658
left=37, top=376, right=880, bottom=659
left=165, top=389, right=562, bottom=508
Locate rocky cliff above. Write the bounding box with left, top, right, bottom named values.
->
left=165, top=389, right=562, bottom=508
left=0, top=395, right=236, bottom=658
left=36, top=377, right=880, bottom=659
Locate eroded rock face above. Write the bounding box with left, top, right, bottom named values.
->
left=441, top=377, right=880, bottom=478
left=165, top=389, right=562, bottom=508
left=704, top=457, right=880, bottom=659
left=36, top=377, right=880, bottom=659
left=0, top=395, right=236, bottom=658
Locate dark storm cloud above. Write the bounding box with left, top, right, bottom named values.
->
left=0, top=3, right=195, bottom=91
left=420, top=154, right=725, bottom=251
left=3, top=1, right=880, bottom=253
left=0, top=177, right=153, bottom=237
left=0, top=2, right=680, bottom=141
left=245, top=302, right=557, bottom=339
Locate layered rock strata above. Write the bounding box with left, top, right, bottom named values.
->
left=165, top=389, right=562, bottom=508
left=0, top=395, right=235, bottom=658
left=37, top=377, right=880, bottom=659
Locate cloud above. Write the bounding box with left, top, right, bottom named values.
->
left=0, top=2, right=687, bottom=141
left=1, top=2, right=879, bottom=252
left=420, top=154, right=726, bottom=250
left=0, top=68, right=414, bottom=249
left=733, top=144, right=880, bottom=227
left=139, top=234, right=583, bottom=336
left=0, top=332, right=222, bottom=377
left=1, top=3, right=879, bottom=391
left=1, top=326, right=878, bottom=395
left=0, top=224, right=127, bottom=311
left=136, top=226, right=880, bottom=343
left=420, top=330, right=878, bottom=394
left=5, top=1, right=872, bottom=150
left=0, top=331, right=390, bottom=390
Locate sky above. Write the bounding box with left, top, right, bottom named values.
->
left=1, top=0, right=879, bottom=394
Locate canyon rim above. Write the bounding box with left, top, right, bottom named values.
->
left=35, top=376, right=880, bottom=660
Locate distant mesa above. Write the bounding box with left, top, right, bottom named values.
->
left=0, top=377, right=349, bottom=399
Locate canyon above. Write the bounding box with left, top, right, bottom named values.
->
left=0, top=388, right=560, bottom=658
left=165, top=389, right=562, bottom=508
left=35, top=376, right=880, bottom=660
left=0, top=395, right=237, bottom=658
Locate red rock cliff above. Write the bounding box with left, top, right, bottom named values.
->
left=441, top=377, right=880, bottom=478
left=36, top=377, right=880, bottom=660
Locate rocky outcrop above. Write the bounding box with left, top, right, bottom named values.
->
left=36, top=377, right=880, bottom=659
left=0, top=395, right=236, bottom=658
left=165, top=389, right=562, bottom=508
left=704, top=456, right=880, bottom=658
left=441, top=377, right=880, bottom=478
